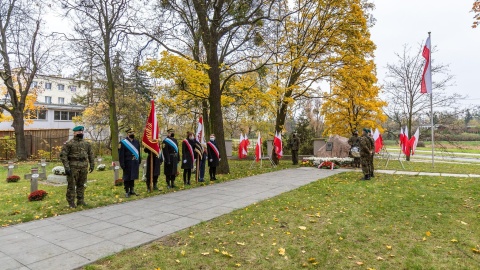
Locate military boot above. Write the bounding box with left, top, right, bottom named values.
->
left=77, top=201, right=87, bottom=206
left=68, top=202, right=76, bottom=208
left=130, top=187, right=138, bottom=196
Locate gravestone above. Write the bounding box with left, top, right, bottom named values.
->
left=37, top=159, right=48, bottom=180
left=111, top=161, right=121, bottom=184
left=46, top=174, right=67, bottom=184
left=24, top=168, right=45, bottom=192
left=3, top=161, right=16, bottom=178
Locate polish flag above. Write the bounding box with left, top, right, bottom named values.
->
left=421, top=35, right=432, bottom=94
left=409, top=128, right=420, bottom=155
left=238, top=133, right=248, bottom=159
left=242, top=134, right=249, bottom=157
left=402, top=126, right=409, bottom=156
left=255, top=133, right=262, bottom=162
left=373, top=128, right=383, bottom=154
left=196, top=116, right=205, bottom=144
left=399, top=127, right=405, bottom=150
left=273, top=131, right=283, bottom=158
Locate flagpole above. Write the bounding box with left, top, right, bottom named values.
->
left=429, top=31, right=434, bottom=168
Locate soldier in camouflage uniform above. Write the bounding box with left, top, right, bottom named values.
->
left=367, top=129, right=375, bottom=177
left=60, top=126, right=95, bottom=208
left=358, top=128, right=373, bottom=180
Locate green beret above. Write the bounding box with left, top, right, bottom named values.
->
left=362, top=128, right=369, bottom=133
left=125, top=127, right=134, bottom=133
left=72, top=126, right=84, bottom=131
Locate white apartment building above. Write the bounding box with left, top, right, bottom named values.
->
left=0, top=74, right=88, bottom=131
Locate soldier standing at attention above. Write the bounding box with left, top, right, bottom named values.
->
left=359, top=128, right=374, bottom=180
left=348, top=130, right=361, bottom=168
left=163, top=128, right=179, bottom=188
left=291, top=133, right=300, bottom=165
left=119, top=128, right=141, bottom=197
left=207, top=134, right=220, bottom=181
left=181, top=131, right=196, bottom=185
left=60, top=126, right=95, bottom=208
left=367, top=129, right=375, bottom=177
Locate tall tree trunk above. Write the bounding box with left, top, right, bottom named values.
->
left=208, top=63, right=229, bottom=174
left=273, top=87, right=294, bottom=164
left=12, top=110, right=27, bottom=160
left=105, top=55, right=119, bottom=161
left=202, top=99, right=210, bottom=137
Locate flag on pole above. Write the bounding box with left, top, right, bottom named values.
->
left=273, top=131, right=283, bottom=158
left=402, top=126, right=410, bottom=156
left=238, top=133, right=247, bottom=159
left=196, top=116, right=206, bottom=144
left=421, top=36, right=432, bottom=94
left=409, top=128, right=420, bottom=155
left=242, top=134, right=248, bottom=157
left=142, top=100, right=160, bottom=156
left=255, top=133, right=262, bottom=162
left=373, top=128, right=383, bottom=154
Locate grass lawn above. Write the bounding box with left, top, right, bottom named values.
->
left=0, top=159, right=295, bottom=227
left=83, top=172, right=480, bottom=270
left=375, top=158, right=480, bottom=174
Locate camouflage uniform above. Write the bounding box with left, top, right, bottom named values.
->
left=60, top=137, right=94, bottom=206
left=359, top=133, right=373, bottom=179
left=348, top=134, right=360, bottom=168
left=367, top=133, right=375, bottom=177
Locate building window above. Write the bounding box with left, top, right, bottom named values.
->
left=45, top=82, right=51, bottom=90
left=58, top=97, right=65, bottom=104
left=58, top=84, right=65, bottom=91
left=31, top=81, right=38, bottom=88
left=25, top=109, right=47, bottom=120
left=70, top=86, right=77, bottom=92
left=54, top=110, right=81, bottom=121
left=45, top=96, right=52, bottom=104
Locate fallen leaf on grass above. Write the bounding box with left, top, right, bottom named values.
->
left=356, top=261, right=364, bottom=266
left=376, top=256, right=384, bottom=261
left=426, top=231, right=431, bottom=237
left=222, top=250, right=233, bottom=258
left=181, top=250, right=186, bottom=256
left=214, top=248, right=220, bottom=253
left=308, top=257, right=316, bottom=263
left=298, top=226, right=307, bottom=230
left=386, top=245, right=392, bottom=250
left=451, top=239, right=458, bottom=243
left=278, top=248, right=286, bottom=256
left=201, top=252, right=210, bottom=256
left=175, top=259, right=180, bottom=263
left=235, top=263, right=241, bottom=267
left=473, top=248, right=480, bottom=254
left=236, top=242, right=245, bottom=246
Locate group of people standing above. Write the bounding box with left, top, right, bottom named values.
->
left=119, top=128, right=221, bottom=198
left=348, top=128, right=375, bottom=180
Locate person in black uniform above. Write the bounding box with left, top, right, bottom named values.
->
left=162, top=128, right=179, bottom=188
left=119, top=127, right=141, bottom=197
left=181, top=131, right=196, bottom=185
left=207, top=134, right=220, bottom=181
left=144, top=144, right=163, bottom=192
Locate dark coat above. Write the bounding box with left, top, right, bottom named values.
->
left=207, top=140, right=220, bottom=167
left=181, top=139, right=195, bottom=170
left=119, top=138, right=141, bottom=182
left=144, top=147, right=163, bottom=178
left=162, top=137, right=179, bottom=176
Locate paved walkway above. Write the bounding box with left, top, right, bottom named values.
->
left=0, top=167, right=345, bottom=270
left=374, top=169, right=480, bottom=178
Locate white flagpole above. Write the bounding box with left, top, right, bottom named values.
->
left=429, top=32, right=434, bottom=168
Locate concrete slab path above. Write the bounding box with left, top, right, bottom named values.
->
left=0, top=167, right=345, bottom=270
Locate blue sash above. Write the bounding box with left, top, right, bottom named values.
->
left=121, top=139, right=139, bottom=160
left=164, top=137, right=178, bottom=153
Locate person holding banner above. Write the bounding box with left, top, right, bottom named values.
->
left=182, top=131, right=196, bottom=185
left=144, top=147, right=162, bottom=191
left=207, top=134, right=220, bottom=181
left=119, top=128, right=142, bottom=197
left=163, top=128, right=180, bottom=188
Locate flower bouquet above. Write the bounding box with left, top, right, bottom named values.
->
left=28, top=190, right=48, bottom=201
left=6, top=175, right=21, bottom=183
left=52, top=166, right=65, bottom=175
left=300, top=159, right=314, bottom=167
left=97, top=164, right=106, bottom=171
left=318, top=161, right=339, bottom=170
left=114, top=178, right=123, bottom=186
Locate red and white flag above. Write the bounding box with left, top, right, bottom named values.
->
left=409, top=128, right=420, bottom=155
left=273, top=131, right=283, bottom=158
left=196, top=116, right=206, bottom=144
left=421, top=35, right=432, bottom=94
left=255, top=133, right=262, bottom=162
left=402, top=126, right=410, bottom=156
left=142, top=100, right=160, bottom=156
left=373, top=128, right=383, bottom=154
left=238, top=133, right=248, bottom=159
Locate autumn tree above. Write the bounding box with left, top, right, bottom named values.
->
left=473, top=0, right=480, bottom=28
left=383, top=43, right=459, bottom=155
left=61, top=0, right=133, bottom=161
left=265, top=0, right=364, bottom=163
left=0, top=0, right=56, bottom=160
left=321, top=1, right=386, bottom=137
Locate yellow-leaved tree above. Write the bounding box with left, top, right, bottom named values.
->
left=321, top=1, right=386, bottom=137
